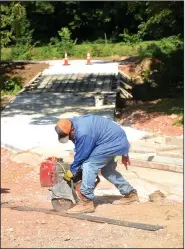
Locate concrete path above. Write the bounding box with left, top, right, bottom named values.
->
left=1, top=92, right=149, bottom=153
left=1, top=92, right=114, bottom=152
left=95, top=165, right=183, bottom=203
left=1, top=59, right=149, bottom=153
left=129, top=136, right=183, bottom=173
left=42, top=60, right=118, bottom=75
left=1, top=59, right=183, bottom=203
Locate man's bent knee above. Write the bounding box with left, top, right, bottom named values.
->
left=101, top=160, right=116, bottom=179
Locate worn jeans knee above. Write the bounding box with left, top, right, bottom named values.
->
left=101, top=157, right=134, bottom=195
left=80, top=156, right=135, bottom=200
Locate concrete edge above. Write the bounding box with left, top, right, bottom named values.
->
left=156, top=145, right=182, bottom=152
left=130, top=159, right=183, bottom=173
left=156, top=151, right=183, bottom=159
left=129, top=153, right=183, bottom=166
left=165, top=136, right=183, bottom=146
left=130, top=149, right=156, bottom=154
left=1, top=143, right=23, bottom=153
left=140, top=134, right=183, bottom=143
left=1, top=143, right=44, bottom=156
left=23, top=72, right=42, bottom=89
left=130, top=145, right=182, bottom=154
left=2, top=144, right=182, bottom=173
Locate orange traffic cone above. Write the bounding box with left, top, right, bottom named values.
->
left=63, top=52, right=69, bottom=66
left=86, top=52, right=91, bottom=65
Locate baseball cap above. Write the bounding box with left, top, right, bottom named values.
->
left=55, top=119, right=71, bottom=143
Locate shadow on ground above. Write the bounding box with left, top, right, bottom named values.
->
left=24, top=73, right=117, bottom=93
left=94, top=195, right=121, bottom=207
left=1, top=93, right=115, bottom=125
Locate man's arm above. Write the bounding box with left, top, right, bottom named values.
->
left=70, top=135, right=95, bottom=174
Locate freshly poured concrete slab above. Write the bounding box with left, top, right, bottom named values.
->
left=42, top=60, right=118, bottom=75
left=1, top=91, right=149, bottom=153
left=1, top=93, right=113, bottom=151
left=1, top=59, right=150, bottom=154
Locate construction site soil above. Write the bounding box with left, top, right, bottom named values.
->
left=1, top=147, right=183, bottom=248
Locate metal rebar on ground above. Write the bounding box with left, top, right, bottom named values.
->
left=1, top=204, right=165, bottom=231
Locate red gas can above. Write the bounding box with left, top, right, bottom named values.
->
left=40, top=157, right=56, bottom=187
left=40, top=157, right=68, bottom=187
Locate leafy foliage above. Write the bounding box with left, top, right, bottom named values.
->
left=1, top=1, right=183, bottom=46
left=49, top=27, right=75, bottom=55
left=137, top=2, right=184, bottom=39
left=1, top=2, right=34, bottom=58
left=1, top=1, right=184, bottom=99
left=138, top=36, right=184, bottom=97
left=119, top=29, right=142, bottom=45
left=1, top=76, right=23, bottom=95
left=1, top=4, right=14, bottom=47
left=10, top=3, right=33, bottom=46
left=11, top=44, right=33, bottom=60
left=2, top=42, right=148, bottom=60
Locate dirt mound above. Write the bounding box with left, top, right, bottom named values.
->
left=149, top=190, right=166, bottom=202
left=119, top=57, right=162, bottom=81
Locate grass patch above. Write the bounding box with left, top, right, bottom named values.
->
left=2, top=47, right=12, bottom=60
left=2, top=41, right=159, bottom=60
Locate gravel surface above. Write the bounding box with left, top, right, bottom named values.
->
left=1, top=148, right=183, bottom=248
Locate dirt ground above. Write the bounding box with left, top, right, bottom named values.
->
left=119, top=109, right=183, bottom=137
left=118, top=61, right=183, bottom=137
left=1, top=62, right=49, bottom=110
left=1, top=147, right=183, bottom=248
left=2, top=62, right=49, bottom=84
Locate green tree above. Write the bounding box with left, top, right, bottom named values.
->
left=11, top=2, right=33, bottom=45
left=138, top=1, right=184, bottom=39
left=49, top=27, right=75, bottom=55
left=1, top=1, right=184, bottom=46
left=1, top=4, right=14, bottom=47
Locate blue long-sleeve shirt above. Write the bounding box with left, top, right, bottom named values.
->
left=70, top=115, right=130, bottom=174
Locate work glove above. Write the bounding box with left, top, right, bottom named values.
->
left=122, top=154, right=130, bottom=170
left=64, top=169, right=73, bottom=182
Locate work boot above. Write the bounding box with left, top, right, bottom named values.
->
left=66, top=199, right=95, bottom=214
left=112, top=190, right=139, bottom=205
